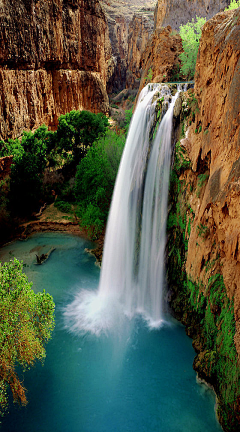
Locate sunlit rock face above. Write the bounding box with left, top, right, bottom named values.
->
left=135, top=25, right=183, bottom=100
left=155, top=0, right=230, bottom=30
left=183, top=8, right=240, bottom=357
left=0, top=0, right=112, bottom=140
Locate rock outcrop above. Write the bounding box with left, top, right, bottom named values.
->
left=100, top=0, right=156, bottom=92
left=186, top=6, right=240, bottom=357
left=167, top=7, right=240, bottom=431
left=136, top=25, right=183, bottom=98
left=0, top=0, right=112, bottom=141
left=155, top=0, right=230, bottom=30
left=126, top=13, right=155, bottom=89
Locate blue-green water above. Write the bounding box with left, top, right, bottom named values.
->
left=0, top=233, right=222, bottom=432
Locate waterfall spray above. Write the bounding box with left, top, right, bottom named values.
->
left=64, top=84, right=182, bottom=335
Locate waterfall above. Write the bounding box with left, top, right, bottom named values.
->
left=64, top=84, right=181, bottom=335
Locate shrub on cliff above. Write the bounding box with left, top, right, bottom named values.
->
left=179, top=16, right=206, bottom=80
left=0, top=258, right=55, bottom=415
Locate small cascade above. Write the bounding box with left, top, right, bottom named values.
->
left=64, top=83, right=184, bottom=335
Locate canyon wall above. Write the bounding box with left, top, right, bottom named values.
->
left=155, top=0, right=230, bottom=30
left=135, top=0, right=233, bottom=97
left=136, top=25, right=183, bottom=96
left=186, top=6, right=240, bottom=358
left=167, top=7, right=240, bottom=431
left=0, top=0, right=112, bottom=140
left=126, top=14, right=155, bottom=89
left=100, top=0, right=156, bottom=92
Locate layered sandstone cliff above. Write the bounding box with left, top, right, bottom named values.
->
left=0, top=0, right=112, bottom=140
left=185, top=6, right=240, bottom=356
left=126, top=13, right=154, bottom=89
left=100, top=0, right=156, bottom=92
left=155, top=0, right=230, bottom=30
left=136, top=25, right=183, bottom=97
left=167, top=7, right=240, bottom=430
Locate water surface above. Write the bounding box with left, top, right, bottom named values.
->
left=0, top=233, right=222, bottom=432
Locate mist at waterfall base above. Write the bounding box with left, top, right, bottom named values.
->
left=64, top=84, right=180, bottom=336
left=0, top=233, right=222, bottom=432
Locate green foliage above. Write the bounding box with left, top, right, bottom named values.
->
left=197, top=172, right=209, bottom=198
left=0, top=111, right=109, bottom=218
left=171, top=142, right=191, bottom=184
left=75, top=130, right=125, bottom=238
left=167, top=142, right=194, bottom=288
left=225, top=0, right=240, bottom=9
left=179, top=16, right=206, bottom=79
left=196, top=223, right=210, bottom=239
left=56, top=110, right=109, bottom=163
left=124, top=108, right=133, bottom=133
left=167, top=132, right=240, bottom=430
left=145, top=68, right=153, bottom=83
left=196, top=172, right=209, bottom=197
left=0, top=259, right=55, bottom=415
left=0, top=179, right=12, bottom=242
left=170, top=64, right=180, bottom=82
left=8, top=127, right=52, bottom=215
left=54, top=199, right=72, bottom=214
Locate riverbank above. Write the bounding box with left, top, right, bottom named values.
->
left=0, top=203, right=104, bottom=256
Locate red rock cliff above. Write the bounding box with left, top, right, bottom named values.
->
left=155, top=0, right=230, bottom=30
left=100, top=0, right=156, bottom=92
left=126, top=13, right=154, bottom=89
left=0, top=0, right=112, bottom=140
left=183, top=7, right=240, bottom=356
left=135, top=25, right=183, bottom=99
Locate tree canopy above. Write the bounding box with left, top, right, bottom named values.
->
left=75, top=129, right=125, bottom=238
left=179, top=16, right=206, bottom=80
left=56, top=110, right=109, bottom=162
left=0, top=110, right=109, bottom=216
left=0, top=259, right=55, bottom=415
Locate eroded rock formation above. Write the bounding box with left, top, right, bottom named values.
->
left=155, top=0, right=230, bottom=30
left=126, top=13, right=155, bottom=89
left=167, top=7, right=240, bottom=430
left=136, top=25, right=183, bottom=98
left=100, top=0, right=156, bottom=92
left=0, top=0, right=112, bottom=140
left=185, top=6, right=240, bottom=356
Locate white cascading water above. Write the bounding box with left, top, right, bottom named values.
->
left=64, top=84, right=181, bottom=335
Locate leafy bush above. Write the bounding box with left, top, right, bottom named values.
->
left=54, top=199, right=72, bottom=213
left=0, top=259, right=55, bottom=415
left=56, top=110, right=109, bottom=163
left=145, top=68, right=153, bottom=83
left=0, top=111, right=109, bottom=217
left=226, top=0, right=240, bottom=9
left=179, top=16, right=206, bottom=79
left=9, top=127, right=51, bottom=215
left=75, top=130, right=125, bottom=238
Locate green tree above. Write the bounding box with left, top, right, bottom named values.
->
left=56, top=110, right=109, bottom=163
left=75, top=129, right=125, bottom=238
left=7, top=125, right=60, bottom=215
left=0, top=258, right=55, bottom=415
left=179, top=16, right=206, bottom=80
left=226, top=0, right=240, bottom=9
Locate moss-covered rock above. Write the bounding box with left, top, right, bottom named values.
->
left=167, top=141, right=240, bottom=432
